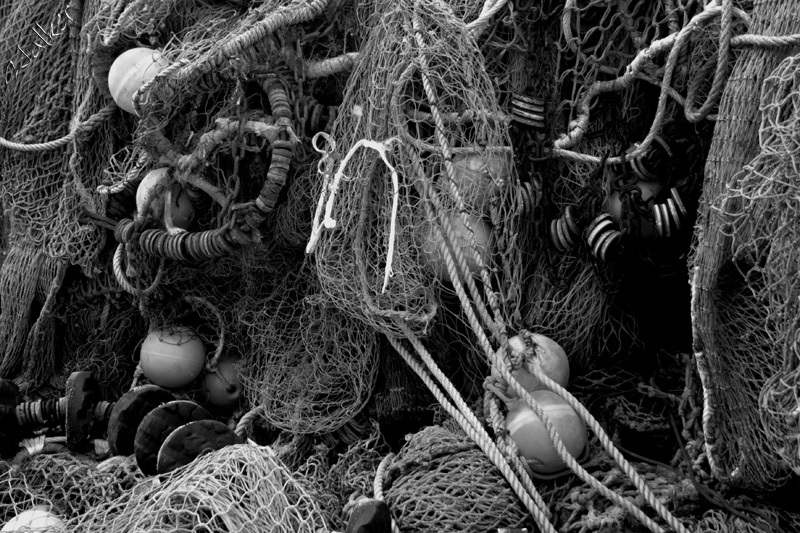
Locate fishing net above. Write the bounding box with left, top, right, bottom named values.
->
left=65, top=443, right=330, bottom=532
left=518, top=0, right=714, bottom=371
left=381, top=425, right=531, bottom=532
left=701, top=49, right=800, bottom=483
left=308, top=0, right=521, bottom=339
left=690, top=0, right=800, bottom=489
left=239, top=255, right=380, bottom=435
left=0, top=0, right=119, bottom=390
left=0, top=453, right=144, bottom=524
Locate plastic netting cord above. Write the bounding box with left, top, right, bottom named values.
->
left=64, top=444, right=330, bottom=532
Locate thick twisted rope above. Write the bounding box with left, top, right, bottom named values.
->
left=684, top=0, right=734, bottom=122
left=373, top=454, right=402, bottom=533
left=524, top=367, right=691, bottom=533
left=184, top=295, right=226, bottom=371
left=0, top=105, right=116, bottom=152
left=386, top=334, right=556, bottom=533
left=235, top=405, right=265, bottom=439
left=551, top=0, right=800, bottom=165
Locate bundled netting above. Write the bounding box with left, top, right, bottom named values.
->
left=0, top=0, right=114, bottom=388
left=381, top=425, right=531, bottom=532
left=309, top=0, right=522, bottom=338
left=0, top=453, right=144, bottom=524
left=690, top=0, right=800, bottom=489
left=700, top=50, right=800, bottom=483
left=65, top=443, right=330, bottom=532
left=239, top=256, right=379, bottom=434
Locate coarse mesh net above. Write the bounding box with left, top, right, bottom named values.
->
left=690, top=0, right=800, bottom=490
left=382, top=425, right=531, bottom=532
left=286, top=419, right=389, bottom=530
left=64, top=443, right=330, bottom=532
left=0, top=453, right=144, bottom=524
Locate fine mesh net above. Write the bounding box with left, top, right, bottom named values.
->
left=65, top=443, right=330, bottom=532
left=702, top=50, right=800, bottom=483
left=309, top=0, right=521, bottom=340
left=239, top=257, right=380, bottom=435
left=690, top=0, right=800, bottom=489
left=0, top=0, right=109, bottom=389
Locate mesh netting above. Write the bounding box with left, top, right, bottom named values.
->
left=64, top=443, right=329, bottom=532
left=0, top=453, right=144, bottom=523
left=239, top=257, right=379, bottom=434
left=690, top=0, right=800, bottom=489
left=0, top=0, right=112, bottom=389
left=700, top=50, right=800, bottom=483
left=309, top=0, right=521, bottom=339
left=382, top=425, right=531, bottom=532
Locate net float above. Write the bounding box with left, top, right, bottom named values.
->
left=200, top=354, right=243, bottom=408
left=506, top=391, right=587, bottom=474
left=1, top=507, right=64, bottom=533
left=135, top=167, right=195, bottom=231
left=140, top=326, right=206, bottom=389
left=108, top=47, right=170, bottom=114
left=445, top=149, right=511, bottom=210
left=492, top=333, right=570, bottom=399
left=419, top=213, right=494, bottom=284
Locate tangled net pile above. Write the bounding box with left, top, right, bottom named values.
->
left=65, top=444, right=330, bottom=532
left=239, top=260, right=379, bottom=434
left=2, top=0, right=800, bottom=530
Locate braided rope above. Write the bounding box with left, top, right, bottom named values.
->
left=552, top=1, right=748, bottom=164
left=235, top=405, right=265, bottom=439
left=496, top=358, right=671, bottom=532
left=387, top=335, right=557, bottom=533
left=526, top=367, right=691, bottom=533
left=466, top=0, right=508, bottom=38
left=411, top=17, right=503, bottom=336
left=373, top=453, right=403, bottom=533
left=731, top=32, right=800, bottom=47
left=112, top=243, right=165, bottom=296
left=0, top=105, right=115, bottom=152
left=397, top=322, right=551, bottom=517
left=184, top=295, right=226, bottom=371
left=411, top=165, right=685, bottom=533
left=685, top=0, right=734, bottom=122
